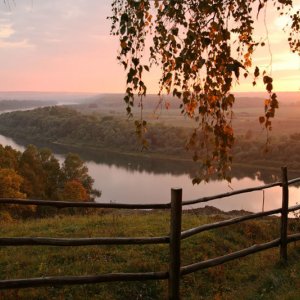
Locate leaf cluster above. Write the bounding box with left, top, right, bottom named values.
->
left=110, top=0, right=300, bottom=181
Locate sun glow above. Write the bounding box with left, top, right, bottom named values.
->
left=0, top=0, right=298, bottom=93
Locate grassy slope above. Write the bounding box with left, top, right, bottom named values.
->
left=1, top=211, right=300, bottom=299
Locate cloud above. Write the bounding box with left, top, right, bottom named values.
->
left=0, top=18, right=34, bottom=49
left=0, top=23, right=14, bottom=38
left=0, top=38, right=34, bottom=48
left=272, top=53, right=300, bottom=72
left=253, top=52, right=300, bottom=72
left=0, top=0, right=116, bottom=58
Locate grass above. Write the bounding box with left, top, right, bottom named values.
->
left=1, top=210, right=300, bottom=299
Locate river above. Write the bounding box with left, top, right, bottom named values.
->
left=0, top=133, right=299, bottom=214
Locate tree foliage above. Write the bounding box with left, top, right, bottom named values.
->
left=0, top=168, right=26, bottom=199
left=62, top=180, right=89, bottom=202
left=0, top=144, right=99, bottom=218
left=110, top=0, right=300, bottom=182
left=62, top=153, right=91, bottom=190
left=0, top=168, right=36, bottom=218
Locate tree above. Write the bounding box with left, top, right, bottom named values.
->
left=0, top=168, right=26, bottom=199
left=0, top=145, right=20, bottom=170
left=18, top=145, right=63, bottom=200
left=110, top=0, right=300, bottom=182
left=61, top=180, right=89, bottom=201
left=39, top=148, right=62, bottom=199
left=19, top=144, right=46, bottom=198
left=61, top=153, right=100, bottom=200
left=62, top=153, right=91, bottom=186
left=0, top=168, right=36, bottom=218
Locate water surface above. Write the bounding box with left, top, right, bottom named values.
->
left=1, top=133, right=299, bottom=214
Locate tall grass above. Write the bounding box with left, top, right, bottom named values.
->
left=1, top=210, right=300, bottom=299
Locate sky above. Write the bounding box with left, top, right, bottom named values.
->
left=0, top=0, right=299, bottom=94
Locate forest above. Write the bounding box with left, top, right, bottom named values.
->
left=0, top=143, right=99, bottom=220
left=0, top=106, right=300, bottom=177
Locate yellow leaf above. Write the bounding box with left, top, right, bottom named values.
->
left=264, top=99, right=270, bottom=106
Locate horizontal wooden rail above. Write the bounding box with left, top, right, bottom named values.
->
left=287, top=233, right=300, bottom=243
left=181, top=238, right=281, bottom=275
left=0, top=236, right=169, bottom=247
left=181, top=207, right=282, bottom=240
left=1, top=177, right=299, bottom=210
left=0, top=198, right=170, bottom=209
left=288, top=204, right=300, bottom=213
left=181, top=233, right=300, bottom=276
left=182, top=181, right=282, bottom=206
left=0, top=271, right=169, bottom=290
left=182, top=177, right=300, bottom=207
left=287, top=177, right=300, bottom=185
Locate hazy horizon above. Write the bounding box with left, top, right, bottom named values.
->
left=0, top=90, right=298, bottom=106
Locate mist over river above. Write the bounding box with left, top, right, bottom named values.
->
left=0, top=132, right=299, bottom=214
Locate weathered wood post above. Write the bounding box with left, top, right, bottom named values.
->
left=168, top=188, right=182, bottom=300
left=280, top=166, right=289, bottom=261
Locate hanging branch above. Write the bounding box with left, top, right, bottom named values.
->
left=110, top=0, right=300, bottom=182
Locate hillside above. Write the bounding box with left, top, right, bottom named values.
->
left=0, top=100, right=58, bottom=112
left=1, top=211, right=300, bottom=299
left=76, top=92, right=300, bottom=112
left=0, top=106, right=300, bottom=175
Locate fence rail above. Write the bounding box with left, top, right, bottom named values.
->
left=0, top=198, right=171, bottom=209
left=181, top=207, right=283, bottom=240
left=0, top=236, right=170, bottom=246
left=1, top=167, right=300, bottom=299
left=182, top=181, right=283, bottom=206
left=0, top=272, right=169, bottom=290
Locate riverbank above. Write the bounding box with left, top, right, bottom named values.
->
left=1, top=211, right=300, bottom=299
left=1, top=131, right=299, bottom=181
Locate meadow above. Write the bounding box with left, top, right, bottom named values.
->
left=1, top=210, right=300, bottom=299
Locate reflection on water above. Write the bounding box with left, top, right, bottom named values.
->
left=0, top=135, right=26, bottom=152
left=0, top=134, right=299, bottom=213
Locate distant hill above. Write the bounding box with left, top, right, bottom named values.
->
left=0, top=91, right=298, bottom=111
left=0, top=91, right=96, bottom=104
left=80, top=92, right=300, bottom=111
left=0, top=100, right=57, bottom=112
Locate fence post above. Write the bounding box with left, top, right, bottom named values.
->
left=280, top=166, right=289, bottom=261
left=168, top=188, right=182, bottom=300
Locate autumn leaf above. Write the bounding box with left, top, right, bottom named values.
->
left=259, top=116, right=265, bottom=124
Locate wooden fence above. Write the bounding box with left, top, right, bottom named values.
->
left=1, top=166, right=300, bottom=299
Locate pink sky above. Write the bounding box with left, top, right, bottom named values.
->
left=0, top=0, right=299, bottom=93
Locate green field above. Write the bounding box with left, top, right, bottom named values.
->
left=1, top=210, right=300, bottom=299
